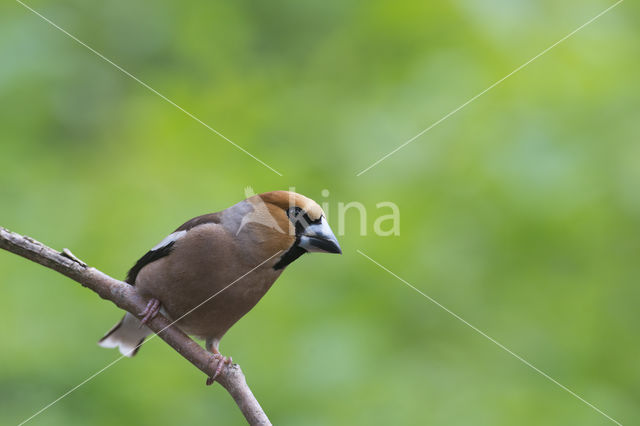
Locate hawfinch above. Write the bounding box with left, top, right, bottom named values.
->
left=99, top=191, right=341, bottom=383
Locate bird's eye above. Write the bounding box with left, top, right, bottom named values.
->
left=286, top=207, right=303, bottom=219
left=286, top=207, right=313, bottom=234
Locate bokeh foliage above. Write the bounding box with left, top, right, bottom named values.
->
left=1, top=0, right=639, bottom=424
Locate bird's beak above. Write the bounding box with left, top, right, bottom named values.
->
left=299, top=217, right=342, bottom=254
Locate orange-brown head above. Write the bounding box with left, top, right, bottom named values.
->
left=244, top=191, right=341, bottom=269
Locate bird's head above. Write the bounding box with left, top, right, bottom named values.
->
left=244, top=191, right=341, bottom=269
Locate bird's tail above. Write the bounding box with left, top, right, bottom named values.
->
left=98, top=313, right=152, bottom=357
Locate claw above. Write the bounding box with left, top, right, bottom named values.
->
left=139, top=298, right=161, bottom=327
left=206, top=354, right=233, bottom=385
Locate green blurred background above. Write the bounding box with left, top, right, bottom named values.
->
left=1, top=0, right=638, bottom=424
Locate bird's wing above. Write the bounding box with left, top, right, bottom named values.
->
left=125, top=236, right=180, bottom=284
left=125, top=213, right=222, bottom=285
left=175, top=213, right=222, bottom=232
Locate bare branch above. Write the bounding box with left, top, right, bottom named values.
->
left=0, top=226, right=271, bottom=426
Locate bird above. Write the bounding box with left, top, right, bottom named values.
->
left=98, top=191, right=341, bottom=384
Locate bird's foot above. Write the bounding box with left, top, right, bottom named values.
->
left=139, top=298, right=161, bottom=327
left=206, top=353, right=233, bottom=385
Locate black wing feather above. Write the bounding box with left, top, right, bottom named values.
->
left=125, top=213, right=220, bottom=285
left=125, top=241, right=175, bottom=285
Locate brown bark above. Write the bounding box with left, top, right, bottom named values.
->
left=0, top=226, right=271, bottom=426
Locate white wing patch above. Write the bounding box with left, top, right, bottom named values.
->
left=151, top=230, right=186, bottom=251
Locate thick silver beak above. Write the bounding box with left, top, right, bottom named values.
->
left=299, top=216, right=342, bottom=254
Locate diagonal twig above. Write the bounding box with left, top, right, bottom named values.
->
left=0, top=226, right=272, bottom=426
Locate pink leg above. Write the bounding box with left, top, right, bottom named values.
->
left=206, top=353, right=233, bottom=385
left=139, top=298, right=161, bottom=327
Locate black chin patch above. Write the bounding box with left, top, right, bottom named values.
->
left=273, top=242, right=306, bottom=270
